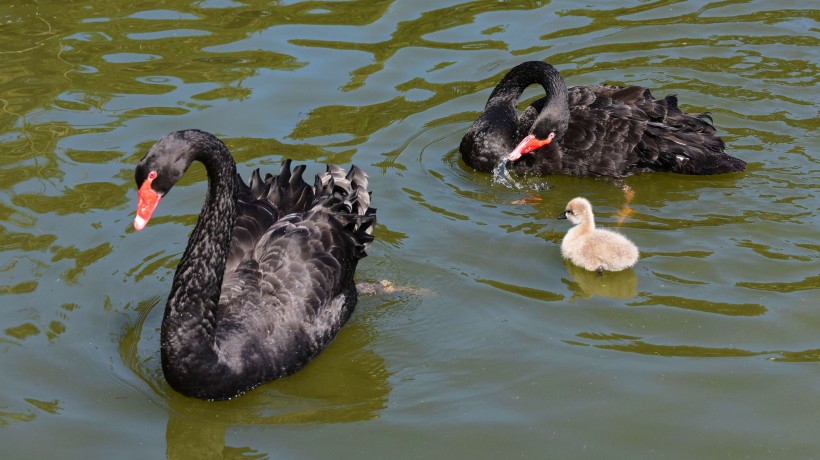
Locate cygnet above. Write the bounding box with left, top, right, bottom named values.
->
left=558, top=197, right=639, bottom=272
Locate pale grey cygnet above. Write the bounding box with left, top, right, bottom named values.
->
left=558, top=197, right=638, bottom=273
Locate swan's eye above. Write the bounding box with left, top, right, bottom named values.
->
left=565, top=210, right=572, bottom=215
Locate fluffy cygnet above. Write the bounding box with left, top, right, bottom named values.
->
left=558, top=197, right=639, bottom=272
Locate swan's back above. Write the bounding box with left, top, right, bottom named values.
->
left=215, top=160, right=375, bottom=392
left=523, top=85, right=742, bottom=176
left=226, top=160, right=373, bottom=271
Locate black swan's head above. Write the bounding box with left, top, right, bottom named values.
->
left=507, top=99, right=569, bottom=162
left=133, top=130, right=219, bottom=231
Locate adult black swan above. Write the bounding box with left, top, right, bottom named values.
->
left=460, top=61, right=746, bottom=177
left=132, top=129, right=376, bottom=400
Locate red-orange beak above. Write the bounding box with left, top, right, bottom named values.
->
left=134, top=171, right=161, bottom=231
left=507, top=132, right=555, bottom=161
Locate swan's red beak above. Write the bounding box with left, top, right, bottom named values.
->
left=507, top=132, right=555, bottom=162
left=134, top=171, right=161, bottom=231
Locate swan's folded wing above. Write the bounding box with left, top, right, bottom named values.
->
left=215, top=161, right=375, bottom=380
left=216, top=212, right=359, bottom=371
left=226, top=199, right=277, bottom=272
left=635, top=96, right=743, bottom=174
left=560, top=92, right=647, bottom=177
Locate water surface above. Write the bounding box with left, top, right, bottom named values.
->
left=1, top=0, right=818, bottom=458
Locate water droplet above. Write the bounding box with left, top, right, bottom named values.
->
left=492, top=159, right=519, bottom=189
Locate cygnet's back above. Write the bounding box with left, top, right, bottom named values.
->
left=558, top=197, right=639, bottom=272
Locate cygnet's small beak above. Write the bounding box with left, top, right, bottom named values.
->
left=557, top=211, right=568, bottom=220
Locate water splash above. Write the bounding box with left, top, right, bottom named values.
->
left=492, top=159, right=520, bottom=189
left=492, top=159, right=549, bottom=191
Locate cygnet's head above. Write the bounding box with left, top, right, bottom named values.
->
left=557, top=197, right=593, bottom=225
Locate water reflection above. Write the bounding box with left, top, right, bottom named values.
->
left=2, top=300, right=75, bottom=346
left=563, top=262, right=638, bottom=300
left=571, top=332, right=762, bottom=358
left=0, top=398, right=61, bottom=428
left=477, top=278, right=563, bottom=302
left=1, top=0, right=819, bottom=456
left=0, top=406, right=37, bottom=427
left=569, top=331, right=820, bottom=363
left=118, top=291, right=391, bottom=457
left=736, top=275, right=820, bottom=293
left=165, top=416, right=267, bottom=460
left=290, top=0, right=535, bottom=91
left=627, top=295, right=767, bottom=316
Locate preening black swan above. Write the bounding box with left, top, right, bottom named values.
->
left=460, top=61, right=746, bottom=177
left=133, top=129, right=376, bottom=400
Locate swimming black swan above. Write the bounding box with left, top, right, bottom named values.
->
left=460, top=61, right=746, bottom=176
left=133, top=129, right=376, bottom=400
left=559, top=197, right=638, bottom=273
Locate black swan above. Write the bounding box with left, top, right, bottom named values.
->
left=132, top=129, right=376, bottom=400
left=559, top=197, right=639, bottom=273
left=460, top=61, right=746, bottom=177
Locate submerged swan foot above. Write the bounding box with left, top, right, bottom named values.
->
left=511, top=194, right=542, bottom=205
left=615, top=184, right=635, bottom=225
left=356, top=280, right=433, bottom=296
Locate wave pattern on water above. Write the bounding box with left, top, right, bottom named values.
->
left=0, top=0, right=818, bottom=458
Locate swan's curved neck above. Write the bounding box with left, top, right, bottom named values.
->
left=161, top=142, right=237, bottom=376
left=490, top=61, right=569, bottom=116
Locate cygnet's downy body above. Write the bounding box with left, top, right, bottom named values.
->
left=558, top=197, right=639, bottom=273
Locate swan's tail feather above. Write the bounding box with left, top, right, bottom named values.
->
left=333, top=208, right=377, bottom=258
left=264, top=160, right=315, bottom=216
left=240, top=159, right=375, bottom=256
left=311, top=163, right=376, bottom=254
left=636, top=95, right=746, bottom=175
left=346, top=165, right=371, bottom=215
left=242, top=169, right=268, bottom=200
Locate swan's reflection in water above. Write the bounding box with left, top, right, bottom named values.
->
left=563, top=262, right=638, bottom=300
left=119, top=296, right=390, bottom=458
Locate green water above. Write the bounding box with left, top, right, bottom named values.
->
left=1, top=0, right=818, bottom=458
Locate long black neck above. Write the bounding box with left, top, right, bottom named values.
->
left=489, top=61, right=569, bottom=117
left=160, top=135, right=237, bottom=390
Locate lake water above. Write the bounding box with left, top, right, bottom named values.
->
left=1, top=0, right=818, bottom=458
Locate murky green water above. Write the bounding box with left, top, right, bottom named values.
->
left=1, top=0, right=818, bottom=458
